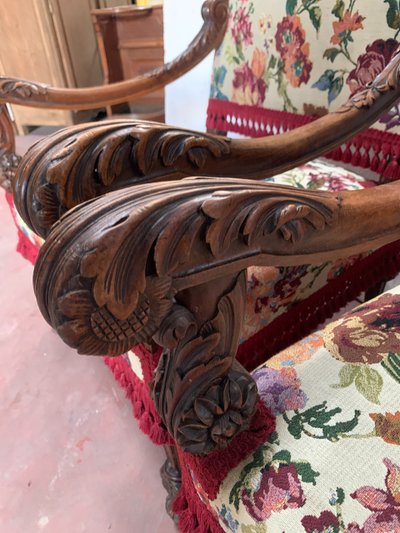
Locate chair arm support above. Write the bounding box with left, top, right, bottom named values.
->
left=13, top=45, right=400, bottom=238
left=0, top=0, right=228, bottom=111
left=33, top=177, right=400, bottom=453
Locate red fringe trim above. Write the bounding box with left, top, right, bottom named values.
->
left=206, top=99, right=400, bottom=182
left=173, top=402, right=275, bottom=532
left=237, top=240, right=400, bottom=370
left=179, top=401, right=275, bottom=500
left=172, top=465, right=224, bottom=533
left=5, top=191, right=39, bottom=265
left=103, top=355, right=173, bottom=446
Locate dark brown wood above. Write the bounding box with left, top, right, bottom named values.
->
left=30, top=172, right=400, bottom=453
left=13, top=15, right=400, bottom=456
left=161, top=445, right=181, bottom=522
left=0, top=0, right=228, bottom=111
left=0, top=104, right=19, bottom=191
left=14, top=46, right=400, bottom=238
left=152, top=272, right=257, bottom=454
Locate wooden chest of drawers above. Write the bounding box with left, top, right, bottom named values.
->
left=92, top=4, right=164, bottom=120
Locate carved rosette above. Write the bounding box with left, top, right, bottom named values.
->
left=151, top=273, right=258, bottom=455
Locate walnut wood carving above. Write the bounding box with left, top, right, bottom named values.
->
left=31, top=176, right=400, bottom=453
left=152, top=273, right=257, bottom=454
left=0, top=104, right=15, bottom=153
left=0, top=0, right=228, bottom=111
left=0, top=104, right=18, bottom=191
left=14, top=46, right=400, bottom=237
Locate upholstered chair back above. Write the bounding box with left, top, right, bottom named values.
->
left=207, top=0, right=400, bottom=180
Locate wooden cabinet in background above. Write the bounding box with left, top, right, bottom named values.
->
left=92, top=4, right=165, bottom=121
left=0, top=0, right=114, bottom=133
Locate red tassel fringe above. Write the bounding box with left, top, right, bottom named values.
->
left=5, top=191, right=39, bottom=265
left=103, top=355, right=173, bottom=446
left=173, top=402, right=275, bottom=532
left=179, top=401, right=275, bottom=500
left=237, top=240, right=400, bottom=370
left=207, top=99, right=400, bottom=182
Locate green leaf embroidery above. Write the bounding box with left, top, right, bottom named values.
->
left=285, top=402, right=361, bottom=441
left=385, top=0, right=400, bottom=30
left=294, top=461, right=320, bottom=485
left=323, top=47, right=341, bottom=63
left=229, top=445, right=268, bottom=511
left=381, top=352, right=400, bottom=384
left=308, top=6, right=322, bottom=32
left=286, top=0, right=298, bottom=16
left=354, top=366, right=383, bottom=404
left=332, top=0, right=345, bottom=19
left=331, top=363, right=360, bottom=389
left=272, top=450, right=291, bottom=464
left=336, top=487, right=345, bottom=505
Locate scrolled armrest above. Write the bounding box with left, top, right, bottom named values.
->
left=14, top=45, right=400, bottom=238
left=33, top=177, right=400, bottom=453
left=0, top=0, right=228, bottom=111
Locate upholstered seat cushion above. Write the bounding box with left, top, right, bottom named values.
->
left=178, top=285, right=400, bottom=532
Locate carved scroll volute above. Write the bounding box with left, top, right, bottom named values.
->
left=13, top=121, right=231, bottom=238
left=151, top=272, right=258, bottom=455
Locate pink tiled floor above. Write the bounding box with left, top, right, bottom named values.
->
left=0, top=193, right=175, bottom=532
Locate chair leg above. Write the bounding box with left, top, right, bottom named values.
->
left=160, top=445, right=181, bottom=523
left=365, top=281, right=387, bottom=302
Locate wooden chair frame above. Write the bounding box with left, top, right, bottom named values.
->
left=7, top=0, right=400, bottom=516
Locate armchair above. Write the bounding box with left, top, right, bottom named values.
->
left=6, top=0, right=400, bottom=529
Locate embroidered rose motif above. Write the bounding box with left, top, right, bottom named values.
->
left=351, top=458, right=400, bottom=532
left=323, top=293, right=400, bottom=364
left=231, top=6, right=253, bottom=47
left=347, top=39, right=399, bottom=94
left=370, top=412, right=400, bottom=445
left=242, top=463, right=305, bottom=520
left=301, top=510, right=340, bottom=533
left=252, top=367, right=307, bottom=416
left=232, top=63, right=267, bottom=106
left=275, top=15, right=312, bottom=87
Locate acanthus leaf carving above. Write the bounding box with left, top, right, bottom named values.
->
left=151, top=272, right=258, bottom=455
left=14, top=121, right=231, bottom=238
left=0, top=78, right=48, bottom=99
left=33, top=178, right=338, bottom=358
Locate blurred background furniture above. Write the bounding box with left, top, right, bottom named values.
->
left=92, top=3, right=165, bottom=121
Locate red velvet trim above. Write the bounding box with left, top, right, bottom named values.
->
left=206, top=99, right=400, bottom=181
left=237, top=240, right=400, bottom=370
left=178, top=401, right=275, bottom=501
left=103, top=355, right=173, bottom=446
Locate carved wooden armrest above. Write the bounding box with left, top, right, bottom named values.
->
left=14, top=45, right=400, bottom=238
left=33, top=177, right=400, bottom=454
left=0, top=0, right=227, bottom=111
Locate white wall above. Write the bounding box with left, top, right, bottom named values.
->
left=163, top=0, right=213, bottom=131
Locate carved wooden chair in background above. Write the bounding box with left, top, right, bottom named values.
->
left=4, top=0, right=400, bottom=530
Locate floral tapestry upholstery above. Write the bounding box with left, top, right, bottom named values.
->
left=184, top=284, right=400, bottom=532
left=207, top=0, right=400, bottom=180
